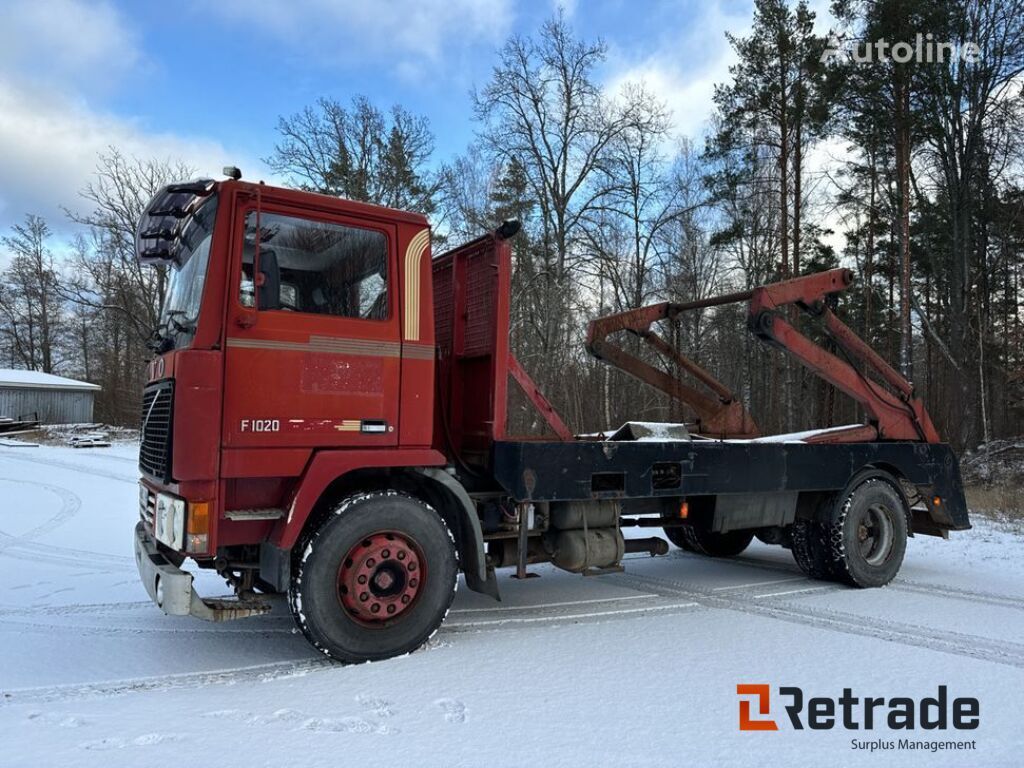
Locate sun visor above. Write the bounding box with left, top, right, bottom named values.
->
left=135, top=180, right=216, bottom=266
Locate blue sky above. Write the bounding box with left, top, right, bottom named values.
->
left=0, top=0, right=831, bottom=236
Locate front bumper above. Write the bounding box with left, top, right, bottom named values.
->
left=133, top=522, right=270, bottom=622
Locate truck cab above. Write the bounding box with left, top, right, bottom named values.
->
left=135, top=179, right=451, bottom=622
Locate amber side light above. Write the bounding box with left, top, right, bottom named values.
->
left=679, top=500, right=689, bottom=519
left=186, top=501, right=211, bottom=554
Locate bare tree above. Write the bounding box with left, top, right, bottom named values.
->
left=0, top=214, right=64, bottom=373
left=65, top=148, right=196, bottom=337
left=472, top=13, right=646, bottom=416
left=581, top=84, right=673, bottom=312
left=267, top=95, right=439, bottom=215
left=62, top=150, right=196, bottom=423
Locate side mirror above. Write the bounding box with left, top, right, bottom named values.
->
left=257, top=248, right=281, bottom=311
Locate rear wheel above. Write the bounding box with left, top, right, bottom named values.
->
left=790, top=517, right=836, bottom=579
left=288, top=491, right=458, bottom=663
left=662, top=526, right=696, bottom=552
left=791, top=474, right=908, bottom=587
left=665, top=525, right=754, bottom=557
left=828, top=477, right=907, bottom=587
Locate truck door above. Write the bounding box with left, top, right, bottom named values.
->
left=222, top=204, right=400, bottom=448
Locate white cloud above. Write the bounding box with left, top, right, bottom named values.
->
left=0, top=80, right=261, bottom=232
left=206, top=0, right=513, bottom=77
left=603, top=2, right=750, bottom=141
left=0, top=0, right=142, bottom=95
left=602, top=0, right=851, bottom=256
left=603, top=0, right=838, bottom=142
left=0, top=0, right=265, bottom=236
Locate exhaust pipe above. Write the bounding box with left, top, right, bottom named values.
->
left=624, top=537, right=669, bottom=556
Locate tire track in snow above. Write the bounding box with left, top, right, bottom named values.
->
left=0, top=475, right=128, bottom=574
left=709, top=551, right=1024, bottom=611
left=444, top=594, right=702, bottom=630
left=0, top=592, right=701, bottom=638
left=0, top=542, right=134, bottom=572
left=609, top=571, right=1024, bottom=669
left=892, top=579, right=1024, bottom=610
left=0, top=619, right=297, bottom=637
left=0, top=600, right=157, bottom=617
left=0, top=477, right=82, bottom=554
left=0, top=593, right=705, bottom=702
left=0, top=598, right=297, bottom=636
left=1, top=658, right=335, bottom=705
left=0, top=451, right=137, bottom=485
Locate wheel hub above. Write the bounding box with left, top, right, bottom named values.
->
left=856, top=504, right=894, bottom=566
left=337, top=531, right=424, bottom=625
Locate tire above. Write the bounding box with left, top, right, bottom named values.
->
left=790, top=517, right=837, bottom=580
left=827, top=476, right=908, bottom=588
left=288, top=491, right=458, bottom=663
left=663, top=525, right=696, bottom=552
left=665, top=525, right=754, bottom=557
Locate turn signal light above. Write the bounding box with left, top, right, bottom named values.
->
left=679, top=500, right=689, bottom=519
left=186, top=501, right=210, bottom=554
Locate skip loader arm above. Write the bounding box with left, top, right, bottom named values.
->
left=585, top=268, right=940, bottom=444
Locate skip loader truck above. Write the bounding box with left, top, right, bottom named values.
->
left=133, top=171, right=969, bottom=663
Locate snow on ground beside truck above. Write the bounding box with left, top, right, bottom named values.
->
left=0, top=442, right=1022, bottom=767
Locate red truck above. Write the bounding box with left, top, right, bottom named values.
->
left=133, top=174, right=969, bottom=663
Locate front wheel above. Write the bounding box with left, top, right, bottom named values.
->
left=289, top=491, right=458, bottom=663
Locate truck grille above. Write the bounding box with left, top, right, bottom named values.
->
left=139, top=380, right=174, bottom=482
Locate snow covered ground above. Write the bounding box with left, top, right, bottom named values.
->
left=0, top=442, right=1022, bottom=767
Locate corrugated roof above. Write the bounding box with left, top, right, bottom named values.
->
left=0, top=369, right=101, bottom=391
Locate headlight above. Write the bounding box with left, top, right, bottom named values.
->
left=154, top=492, right=186, bottom=550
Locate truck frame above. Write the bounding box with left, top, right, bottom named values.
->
left=132, top=177, right=969, bottom=662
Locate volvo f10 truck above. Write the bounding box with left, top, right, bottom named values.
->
left=133, top=174, right=969, bottom=663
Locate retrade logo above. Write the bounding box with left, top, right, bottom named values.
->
left=737, top=684, right=779, bottom=731
left=736, top=684, right=980, bottom=733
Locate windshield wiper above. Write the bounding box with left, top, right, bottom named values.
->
left=146, top=310, right=197, bottom=354
left=165, top=309, right=197, bottom=336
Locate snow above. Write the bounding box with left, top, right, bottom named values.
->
left=609, top=421, right=691, bottom=442
left=693, top=423, right=868, bottom=444
left=0, top=369, right=100, bottom=391
left=593, top=422, right=870, bottom=444
left=742, top=424, right=867, bottom=443
left=0, top=442, right=1022, bottom=766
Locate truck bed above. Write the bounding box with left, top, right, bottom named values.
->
left=491, top=438, right=969, bottom=532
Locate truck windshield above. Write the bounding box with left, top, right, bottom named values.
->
left=158, top=196, right=218, bottom=348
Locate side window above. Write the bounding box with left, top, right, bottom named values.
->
left=240, top=211, right=389, bottom=320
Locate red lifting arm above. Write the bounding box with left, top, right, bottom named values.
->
left=586, top=268, right=941, bottom=444
left=586, top=297, right=761, bottom=439
left=748, top=269, right=940, bottom=443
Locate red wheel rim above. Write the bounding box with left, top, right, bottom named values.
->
left=337, top=531, right=425, bottom=626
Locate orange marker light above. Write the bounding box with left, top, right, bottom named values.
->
left=932, top=496, right=942, bottom=507
left=679, top=500, right=689, bottom=519
left=186, top=501, right=211, bottom=554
